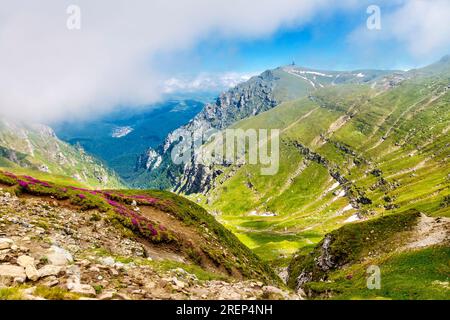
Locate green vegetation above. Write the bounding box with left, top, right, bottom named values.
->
left=0, top=120, right=124, bottom=189
left=287, top=210, right=421, bottom=288
left=303, top=246, right=450, bottom=300
left=195, top=69, right=450, bottom=265
left=0, top=287, right=24, bottom=300
left=0, top=285, right=81, bottom=300
left=33, top=286, right=81, bottom=300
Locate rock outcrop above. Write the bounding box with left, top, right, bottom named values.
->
left=135, top=71, right=281, bottom=193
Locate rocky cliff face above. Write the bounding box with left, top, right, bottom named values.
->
left=136, top=70, right=283, bottom=191
left=138, top=67, right=326, bottom=191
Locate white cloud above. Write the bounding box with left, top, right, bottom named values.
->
left=0, top=0, right=359, bottom=123
left=348, top=0, right=450, bottom=59
left=387, top=0, right=450, bottom=56
left=163, top=72, right=258, bottom=93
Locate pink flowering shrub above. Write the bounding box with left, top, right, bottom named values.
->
left=18, top=180, right=29, bottom=188
left=0, top=170, right=172, bottom=244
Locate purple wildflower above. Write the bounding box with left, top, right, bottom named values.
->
left=107, top=199, right=119, bottom=207
left=147, top=224, right=158, bottom=236
left=18, top=180, right=28, bottom=188
left=40, top=181, right=51, bottom=188
left=77, top=194, right=86, bottom=199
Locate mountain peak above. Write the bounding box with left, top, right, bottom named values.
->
left=439, top=54, right=450, bottom=63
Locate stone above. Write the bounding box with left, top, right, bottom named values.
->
left=113, top=292, right=131, bottom=300
left=35, top=227, right=46, bottom=235
left=69, top=283, right=96, bottom=297
left=47, top=246, right=73, bottom=266
left=262, top=285, right=285, bottom=298
left=24, top=294, right=47, bottom=300
left=0, top=264, right=26, bottom=279
left=98, top=291, right=116, bottom=300
left=66, top=265, right=80, bottom=276
left=113, top=262, right=125, bottom=270
left=13, top=276, right=26, bottom=284
left=42, top=276, right=59, bottom=287
left=76, top=259, right=91, bottom=267
left=172, top=277, right=186, bottom=289
left=38, top=265, right=63, bottom=278
left=89, top=266, right=100, bottom=272
left=16, top=255, right=39, bottom=281
left=25, top=265, right=40, bottom=281
left=17, top=255, right=35, bottom=268
left=109, top=268, right=119, bottom=276
left=0, top=238, right=13, bottom=250
left=99, top=256, right=115, bottom=266
left=174, top=267, right=188, bottom=275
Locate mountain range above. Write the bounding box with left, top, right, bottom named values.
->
left=0, top=56, right=449, bottom=300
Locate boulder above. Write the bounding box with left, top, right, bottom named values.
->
left=0, top=238, right=13, bottom=250
left=171, top=277, right=186, bottom=290
left=25, top=265, right=40, bottom=281
left=99, top=256, right=115, bottom=266
left=113, top=292, right=131, bottom=300
left=69, top=283, right=96, bottom=297
left=47, top=246, right=73, bottom=266
left=262, top=285, right=284, bottom=295
left=17, top=255, right=40, bottom=281
left=0, top=264, right=26, bottom=281
left=38, top=265, right=63, bottom=278
left=42, top=276, right=59, bottom=287
left=97, top=291, right=116, bottom=300
left=17, top=255, right=35, bottom=267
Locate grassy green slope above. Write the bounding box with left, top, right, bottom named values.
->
left=192, top=70, right=450, bottom=264
left=287, top=210, right=449, bottom=299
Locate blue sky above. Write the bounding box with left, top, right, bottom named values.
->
left=161, top=2, right=450, bottom=75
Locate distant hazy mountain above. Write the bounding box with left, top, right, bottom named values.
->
left=53, top=99, right=204, bottom=186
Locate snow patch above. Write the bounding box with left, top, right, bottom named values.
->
left=342, top=204, right=354, bottom=212
left=326, top=182, right=340, bottom=193
left=112, top=126, right=133, bottom=138
left=248, top=210, right=277, bottom=217
left=344, top=214, right=360, bottom=223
